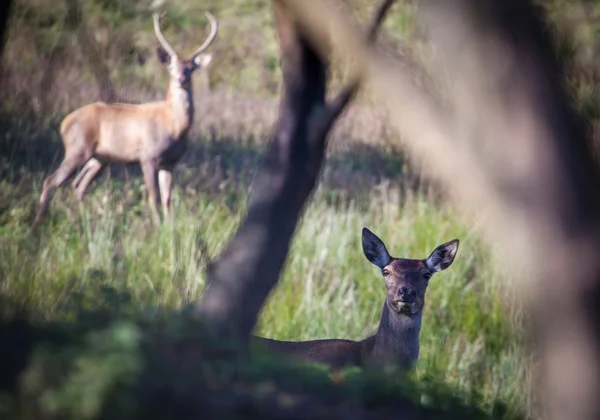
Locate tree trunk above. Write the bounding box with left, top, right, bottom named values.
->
left=194, top=0, right=394, bottom=345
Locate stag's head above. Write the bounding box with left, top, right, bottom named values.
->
left=153, top=11, right=218, bottom=88
left=362, top=228, right=459, bottom=317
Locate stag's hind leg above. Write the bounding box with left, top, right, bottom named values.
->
left=72, top=158, right=99, bottom=191
left=73, top=158, right=105, bottom=202
left=34, top=151, right=91, bottom=227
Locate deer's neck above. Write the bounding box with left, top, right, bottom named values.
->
left=166, top=82, right=194, bottom=138
left=368, top=302, right=422, bottom=369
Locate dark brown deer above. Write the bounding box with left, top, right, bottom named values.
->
left=33, top=11, right=218, bottom=227
left=254, top=227, right=459, bottom=370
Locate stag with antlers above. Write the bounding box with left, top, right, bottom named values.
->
left=33, top=11, right=218, bottom=227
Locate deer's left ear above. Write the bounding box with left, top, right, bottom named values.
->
left=193, top=53, right=213, bottom=69
left=426, top=239, right=459, bottom=273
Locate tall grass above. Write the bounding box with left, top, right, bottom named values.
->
left=0, top=164, right=532, bottom=417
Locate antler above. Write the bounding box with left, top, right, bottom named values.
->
left=190, top=11, right=219, bottom=59
left=153, top=12, right=178, bottom=58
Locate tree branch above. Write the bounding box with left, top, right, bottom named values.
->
left=194, top=0, right=393, bottom=343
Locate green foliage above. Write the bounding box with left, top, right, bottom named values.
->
left=23, top=321, right=142, bottom=419
left=0, top=302, right=511, bottom=419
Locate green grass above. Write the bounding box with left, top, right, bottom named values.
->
left=0, top=151, right=532, bottom=418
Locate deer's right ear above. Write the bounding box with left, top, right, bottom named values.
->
left=157, top=47, right=170, bottom=64
left=362, top=227, right=391, bottom=269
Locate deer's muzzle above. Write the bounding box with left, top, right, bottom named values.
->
left=391, top=300, right=416, bottom=315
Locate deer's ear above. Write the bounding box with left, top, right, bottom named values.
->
left=426, top=239, right=459, bottom=273
left=362, top=227, right=391, bottom=269
left=157, top=47, right=171, bottom=64
left=193, top=53, right=213, bottom=69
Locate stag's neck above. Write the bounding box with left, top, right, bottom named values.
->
left=166, top=81, right=195, bottom=138
left=367, top=302, right=422, bottom=369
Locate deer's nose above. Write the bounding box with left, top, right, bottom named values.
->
left=398, top=286, right=416, bottom=303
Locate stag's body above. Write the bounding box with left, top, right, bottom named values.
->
left=61, top=95, right=191, bottom=165
left=254, top=228, right=459, bottom=370
left=34, top=11, right=218, bottom=227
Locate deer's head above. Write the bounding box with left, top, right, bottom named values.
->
left=362, top=227, right=459, bottom=317
left=153, top=11, right=218, bottom=89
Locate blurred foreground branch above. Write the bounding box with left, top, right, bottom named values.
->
left=280, top=0, right=600, bottom=419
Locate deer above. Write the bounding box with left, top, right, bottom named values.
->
left=253, top=227, right=459, bottom=371
left=33, top=11, right=219, bottom=228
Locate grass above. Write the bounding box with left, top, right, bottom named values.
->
left=0, top=125, right=532, bottom=418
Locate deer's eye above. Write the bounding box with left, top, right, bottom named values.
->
left=382, top=269, right=390, bottom=276
left=423, top=272, right=432, bottom=281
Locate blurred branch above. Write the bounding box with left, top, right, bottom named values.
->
left=279, top=0, right=600, bottom=419
left=194, top=0, right=394, bottom=342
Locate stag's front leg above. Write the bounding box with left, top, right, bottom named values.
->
left=141, top=160, right=161, bottom=226
left=158, top=167, right=173, bottom=221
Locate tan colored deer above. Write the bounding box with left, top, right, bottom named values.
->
left=33, top=11, right=218, bottom=227
left=254, top=227, right=459, bottom=370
